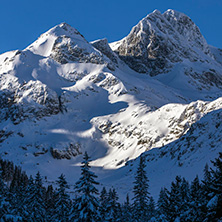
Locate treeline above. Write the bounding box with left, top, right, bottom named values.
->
left=0, top=152, right=222, bottom=221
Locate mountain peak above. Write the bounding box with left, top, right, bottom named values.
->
left=110, top=9, right=212, bottom=75
left=151, top=9, right=161, bottom=15
left=26, top=22, right=86, bottom=57
left=164, top=9, right=187, bottom=19
left=48, top=22, right=83, bottom=38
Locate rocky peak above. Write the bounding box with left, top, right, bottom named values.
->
left=91, top=38, right=120, bottom=70
left=27, top=23, right=116, bottom=68
left=163, top=9, right=210, bottom=54
left=110, top=9, right=213, bottom=76
left=49, top=22, right=84, bottom=38
left=27, top=22, right=86, bottom=57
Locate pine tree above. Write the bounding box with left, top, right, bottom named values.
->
left=45, top=185, right=56, bottom=220
left=121, top=194, right=133, bottom=222
left=105, top=188, right=121, bottom=221
left=168, top=176, right=184, bottom=221
left=99, top=187, right=108, bottom=221
left=203, top=163, right=212, bottom=195
left=132, top=155, right=150, bottom=222
left=25, top=172, right=46, bottom=221
left=0, top=164, right=8, bottom=219
left=69, top=197, right=78, bottom=222
left=73, top=152, right=100, bottom=222
left=8, top=165, right=30, bottom=220
left=206, top=152, right=222, bottom=221
left=147, top=196, right=156, bottom=220
left=186, top=175, right=205, bottom=221
left=0, top=163, right=16, bottom=221
left=157, top=187, right=170, bottom=221
left=51, top=174, right=71, bottom=221
left=10, top=178, right=28, bottom=219
left=179, top=177, right=190, bottom=221
left=1, top=160, right=14, bottom=183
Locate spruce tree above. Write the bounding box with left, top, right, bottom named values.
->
left=179, top=177, right=190, bottom=221
left=147, top=196, right=156, bottom=220
left=25, top=172, right=46, bottom=221
left=168, top=176, right=183, bottom=221
left=206, top=152, right=222, bottom=221
left=8, top=165, right=30, bottom=220
left=73, top=152, right=100, bottom=222
left=52, top=174, right=71, bottom=221
left=45, top=185, right=56, bottom=220
left=187, top=175, right=205, bottom=221
left=0, top=163, right=16, bottom=221
left=132, top=155, right=150, bottom=221
left=10, top=178, right=28, bottom=219
left=203, top=163, right=212, bottom=194
left=0, top=164, right=8, bottom=219
left=69, top=196, right=78, bottom=222
left=99, top=187, right=108, bottom=221
left=1, top=160, right=14, bottom=183
left=157, top=187, right=170, bottom=221
left=121, top=194, right=133, bottom=222
left=105, top=188, right=121, bottom=221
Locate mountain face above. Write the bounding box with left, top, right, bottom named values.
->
left=110, top=9, right=211, bottom=72
left=0, top=9, right=222, bottom=197
left=110, top=10, right=222, bottom=89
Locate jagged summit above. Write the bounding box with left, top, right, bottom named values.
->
left=26, top=22, right=116, bottom=67
left=110, top=9, right=213, bottom=76
left=43, top=22, right=84, bottom=39
left=50, top=22, right=82, bottom=36
left=26, top=22, right=88, bottom=58
left=163, top=9, right=210, bottom=54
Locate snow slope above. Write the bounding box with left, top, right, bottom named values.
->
left=108, top=108, right=222, bottom=200
left=0, top=10, right=222, bottom=198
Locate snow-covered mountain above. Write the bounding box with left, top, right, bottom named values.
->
left=0, top=9, right=221, bottom=197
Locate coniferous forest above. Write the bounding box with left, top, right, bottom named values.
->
left=0, top=152, right=222, bottom=222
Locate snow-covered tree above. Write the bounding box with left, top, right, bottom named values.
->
left=24, top=172, right=46, bottom=221
left=206, top=152, right=222, bottom=221
left=132, top=155, right=150, bottom=221
left=73, top=152, right=100, bottom=222
left=0, top=163, right=19, bottom=221
left=7, top=165, right=29, bottom=220
left=51, top=174, right=71, bottom=221
left=168, top=176, right=189, bottom=221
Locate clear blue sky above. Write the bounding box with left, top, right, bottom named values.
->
left=0, top=0, right=221, bottom=54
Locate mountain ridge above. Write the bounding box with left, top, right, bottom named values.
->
left=0, top=9, right=221, bottom=198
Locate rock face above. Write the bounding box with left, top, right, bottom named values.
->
left=0, top=50, right=62, bottom=124
left=139, top=108, right=222, bottom=167
left=0, top=80, right=60, bottom=124
left=50, top=24, right=104, bottom=65
left=91, top=38, right=119, bottom=70
left=110, top=9, right=215, bottom=77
